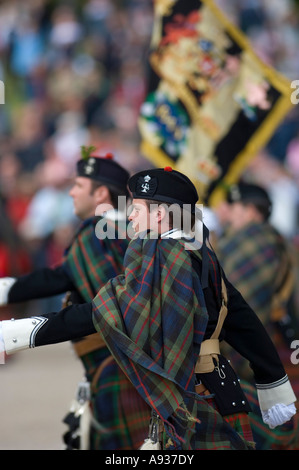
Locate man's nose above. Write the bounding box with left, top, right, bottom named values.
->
left=128, top=210, right=135, bottom=221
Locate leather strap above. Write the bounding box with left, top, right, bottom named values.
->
left=73, top=333, right=106, bottom=357
left=195, top=382, right=211, bottom=395
left=91, top=355, right=115, bottom=388
left=195, top=277, right=228, bottom=374
left=211, top=278, right=228, bottom=339
left=198, top=338, right=220, bottom=356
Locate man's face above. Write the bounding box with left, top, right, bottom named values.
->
left=227, top=202, right=253, bottom=230
left=129, top=199, right=159, bottom=234
left=69, top=177, right=98, bottom=220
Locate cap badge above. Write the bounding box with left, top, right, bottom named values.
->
left=136, top=174, right=157, bottom=197
left=141, top=175, right=151, bottom=193
left=229, top=184, right=241, bottom=202
left=84, top=157, right=96, bottom=175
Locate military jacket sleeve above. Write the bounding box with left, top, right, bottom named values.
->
left=223, top=278, right=286, bottom=385
left=35, top=302, right=95, bottom=347
left=7, top=265, right=75, bottom=303
left=1, top=302, right=95, bottom=353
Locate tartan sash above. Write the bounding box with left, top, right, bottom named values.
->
left=63, top=216, right=129, bottom=301
left=217, top=222, right=290, bottom=325
left=92, top=234, right=250, bottom=449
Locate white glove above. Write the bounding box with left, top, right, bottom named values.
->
left=0, top=277, right=16, bottom=305
left=262, top=403, right=296, bottom=429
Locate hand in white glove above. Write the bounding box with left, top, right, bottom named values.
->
left=262, top=403, right=296, bottom=429
left=0, top=278, right=16, bottom=305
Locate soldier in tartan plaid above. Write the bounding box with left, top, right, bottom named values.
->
left=0, top=168, right=297, bottom=450
left=0, top=149, right=152, bottom=450
left=214, top=181, right=299, bottom=449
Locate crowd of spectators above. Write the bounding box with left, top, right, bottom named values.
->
left=0, top=0, right=298, bottom=315
left=0, top=0, right=153, bottom=285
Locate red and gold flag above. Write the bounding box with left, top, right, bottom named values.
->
left=138, top=0, right=293, bottom=205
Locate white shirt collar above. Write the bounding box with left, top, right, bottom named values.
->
left=161, top=228, right=188, bottom=239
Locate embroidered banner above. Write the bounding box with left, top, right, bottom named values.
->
left=138, top=0, right=293, bottom=205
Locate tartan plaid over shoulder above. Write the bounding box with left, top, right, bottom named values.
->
left=63, top=216, right=129, bottom=301
left=217, top=222, right=290, bottom=325
left=92, top=234, right=251, bottom=449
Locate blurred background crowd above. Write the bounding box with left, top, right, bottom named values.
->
left=0, top=0, right=153, bottom=299
left=0, top=0, right=298, bottom=315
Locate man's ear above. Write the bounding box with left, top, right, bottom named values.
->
left=156, top=204, right=167, bottom=222
left=247, top=203, right=264, bottom=222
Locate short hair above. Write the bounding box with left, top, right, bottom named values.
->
left=90, top=180, right=127, bottom=208
left=227, top=182, right=272, bottom=220
left=143, top=199, right=195, bottom=232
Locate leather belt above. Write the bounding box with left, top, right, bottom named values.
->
left=73, top=333, right=106, bottom=357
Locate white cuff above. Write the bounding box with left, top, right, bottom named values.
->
left=1, top=317, right=48, bottom=354
left=256, top=376, right=297, bottom=410
left=0, top=278, right=16, bottom=305
left=262, top=403, right=297, bottom=429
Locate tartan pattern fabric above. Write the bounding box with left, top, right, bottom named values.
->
left=63, top=216, right=128, bottom=301
left=89, top=352, right=150, bottom=450
left=217, top=222, right=288, bottom=325
left=62, top=216, right=152, bottom=450
left=241, top=380, right=299, bottom=450
left=203, top=396, right=254, bottom=445
left=224, top=413, right=253, bottom=444
left=92, top=234, right=253, bottom=450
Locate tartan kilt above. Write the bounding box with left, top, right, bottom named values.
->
left=198, top=396, right=254, bottom=448
left=82, top=348, right=151, bottom=450
left=224, top=412, right=254, bottom=445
